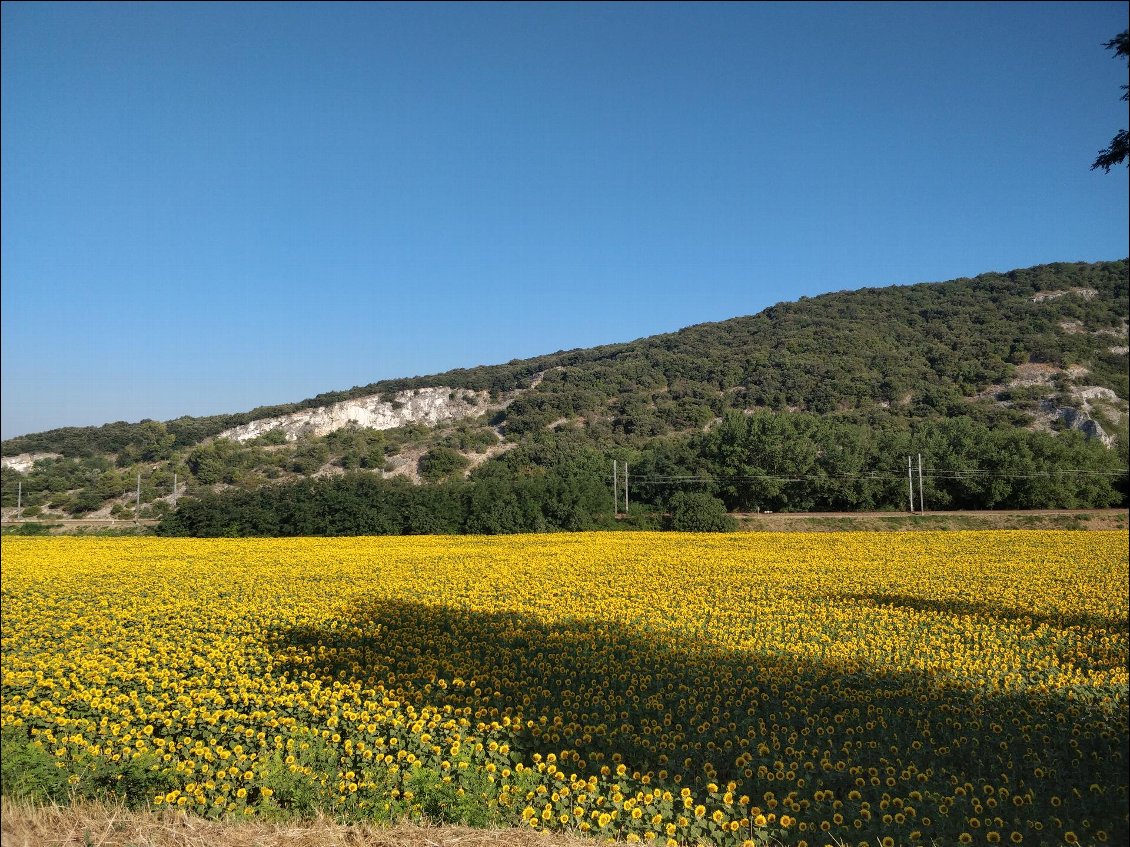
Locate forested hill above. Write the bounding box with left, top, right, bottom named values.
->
left=2, top=259, right=1128, bottom=528
left=5, top=259, right=1128, bottom=457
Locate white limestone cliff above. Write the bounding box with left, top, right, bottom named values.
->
left=216, top=387, right=494, bottom=443
left=0, top=452, right=60, bottom=473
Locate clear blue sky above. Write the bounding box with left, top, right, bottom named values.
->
left=2, top=1, right=1127, bottom=439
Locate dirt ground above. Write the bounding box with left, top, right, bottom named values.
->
left=2, top=509, right=1127, bottom=536
left=734, top=507, right=1129, bottom=532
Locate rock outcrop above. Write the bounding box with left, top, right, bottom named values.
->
left=0, top=452, right=60, bottom=473
left=1033, top=385, right=1123, bottom=447
left=1038, top=401, right=1117, bottom=447
left=217, top=387, right=494, bottom=443
left=1030, top=288, right=1098, bottom=302
left=977, top=364, right=1126, bottom=448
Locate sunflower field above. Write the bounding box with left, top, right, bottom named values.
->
left=1, top=531, right=1127, bottom=846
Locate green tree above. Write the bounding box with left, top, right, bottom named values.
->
left=68, top=488, right=105, bottom=515
left=418, top=447, right=470, bottom=483
left=702, top=412, right=822, bottom=512
left=186, top=439, right=252, bottom=485
left=464, top=479, right=525, bottom=535
left=289, top=441, right=329, bottom=475
left=1092, top=30, right=1129, bottom=172
left=667, top=492, right=737, bottom=532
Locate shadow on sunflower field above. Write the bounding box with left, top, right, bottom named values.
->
left=268, top=597, right=1128, bottom=846
left=829, top=591, right=1127, bottom=633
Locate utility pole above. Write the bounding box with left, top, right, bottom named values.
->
left=907, top=456, right=914, bottom=513
left=172, top=473, right=178, bottom=509
left=16, top=481, right=21, bottom=519
left=918, top=453, right=925, bottom=513
left=612, top=460, right=619, bottom=517
left=624, top=463, right=629, bottom=515
left=136, top=472, right=141, bottom=524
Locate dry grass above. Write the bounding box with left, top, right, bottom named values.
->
left=0, top=798, right=601, bottom=847
left=735, top=507, right=1129, bottom=532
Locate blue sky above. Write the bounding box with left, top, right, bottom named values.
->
left=2, top=1, right=1127, bottom=439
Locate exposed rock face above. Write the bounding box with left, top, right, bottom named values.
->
left=217, top=387, right=494, bottom=443
left=1032, top=385, right=1123, bottom=447
left=1007, top=362, right=1064, bottom=388
left=1030, top=288, right=1098, bottom=302
left=977, top=364, right=1126, bottom=448
left=0, top=452, right=60, bottom=473
left=1039, top=402, right=1117, bottom=447
left=1100, top=320, right=1129, bottom=356
left=1074, top=386, right=1121, bottom=404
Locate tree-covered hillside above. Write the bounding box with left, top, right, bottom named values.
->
left=3, top=260, right=1127, bottom=528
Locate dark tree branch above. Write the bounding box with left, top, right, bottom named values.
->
left=1092, top=30, right=1129, bottom=172
left=1092, top=129, right=1129, bottom=172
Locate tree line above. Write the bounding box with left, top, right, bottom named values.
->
left=155, top=415, right=1126, bottom=537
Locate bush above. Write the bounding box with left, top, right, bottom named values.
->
left=2, top=521, right=57, bottom=536
left=0, top=727, right=70, bottom=802
left=0, top=726, right=174, bottom=807
left=68, top=489, right=105, bottom=515
left=667, top=492, right=737, bottom=532
left=418, top=447, right=470, bottom=482
left=249, top=429, right=289, bottom=446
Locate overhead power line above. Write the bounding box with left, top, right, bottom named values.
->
left=630, top=468, right=1127, bottom=485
